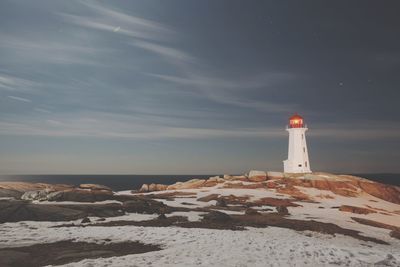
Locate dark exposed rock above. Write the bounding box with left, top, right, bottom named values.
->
left=81, top=217, right=91, bottom=223
left=276, top=206, right=289, bottom=215
left=216, top=198, right=227, bottom=207
left=0, top=200, right=128, bottom=223
left=255, top=197, right=301, bottom=207
left=0, top=200, right=87, bottom=223
left=245, top=208, right=260, bottom=215
left=0, top=240, right=162, bottom=267
left=0, top=189, right=22, bottom=199
left=389, top=230, right=400, bottom=240
left=202, top=211, right=231, bottom=222
left=122, top=197, right=167, bottom=214
left=351, top=217, right=400, bottom=232
left=59, top=203, right=124, bottom=218
left=197, top=194, right=220, bottom=202
left=50, top=189, right=114, bottom=202
left=158, top=213, right=167, bottom=220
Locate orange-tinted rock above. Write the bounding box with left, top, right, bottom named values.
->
left=0, top=182, right=73, bottom=192
left=265, top=181, right=278, bottom=189
left=222, top=182, right=267, bottom=189
left=248, top=170, right=267, bottom=182
left=358, top=181, right=400, bottom=204
left=203, top=176, right=225, bottom=187
left=223, top=175, right=248, bottom=181
left=267, top=172, right=284, bottom=180
left=148, top=184, right=168, bottom=192
left=166, top=179, right=206, bottom=190
left=339, top=205, right=376, bottom=215
left=276, top=186, right=310, bottom=201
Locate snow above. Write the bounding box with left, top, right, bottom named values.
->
left=1, top=222, right=399, bottom=267
left=263, top=186, right=398, bottom=244
left=2, top=179, right=400, bottom=266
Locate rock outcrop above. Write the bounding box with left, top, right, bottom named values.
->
left=21, top=188, right=114, bottom=202
left=0, top=189, right=23, bottom=199
left=248, top=170, right=267, bottom=182
left=136, top=172, right=400, bottom=206
left=122, top=198, right=167, bottom=214
left=0, top=182, right=73, bottom=193
left=202, top=211, right=231, bottom=222
left=2, top=182, right=115, bottom=203
left=0, top=200, right=87, bottom=223
left=78, top=184, right=112, bottom=191
left=339, top=205, right=376, bottom=215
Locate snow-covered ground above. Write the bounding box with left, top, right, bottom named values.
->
left=2, top=178, right=400, bottom=266
left=1, top=221, right=399, bottom=267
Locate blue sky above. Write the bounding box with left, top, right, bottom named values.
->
left=0, top=0, right=399, bottom=174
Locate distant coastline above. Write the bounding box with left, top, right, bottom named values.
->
left=0, top=173, right=398, bottom=191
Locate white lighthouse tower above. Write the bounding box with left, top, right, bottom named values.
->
left=283, top=114, right=311, bottom=173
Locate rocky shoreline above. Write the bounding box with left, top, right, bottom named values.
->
left=1, top=171, right=400, bottom=266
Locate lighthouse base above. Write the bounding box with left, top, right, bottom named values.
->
left=283, top=159, right=311, bottom=174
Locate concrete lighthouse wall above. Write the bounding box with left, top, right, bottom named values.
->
left=283, top=127, right=311, bottom=173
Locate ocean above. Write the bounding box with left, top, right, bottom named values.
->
left=0, top=173, right=398, bottom=191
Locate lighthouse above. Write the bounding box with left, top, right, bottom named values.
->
left=283, top=114, right=311, bottom=173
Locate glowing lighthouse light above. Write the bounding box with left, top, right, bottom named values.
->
left=283, top=114, right=311, bottom=173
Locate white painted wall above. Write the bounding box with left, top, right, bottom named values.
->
left=283, top=127, right=311, bottom=173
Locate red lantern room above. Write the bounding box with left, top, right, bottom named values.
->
left=289, top=114, right=304, bottom=128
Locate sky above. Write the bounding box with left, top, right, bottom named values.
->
left=0, top=0, right=399, bottom=175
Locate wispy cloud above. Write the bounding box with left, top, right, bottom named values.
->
left=59, top=1, right=174, bottom=41
left=0, top=74, right=38, bottom=92
left=310, top=122, right=400, bottom=140
left=148, top=72, right=296, bottom=113
left=7, top=95, right=32, bottom=103
left=0, top=33, right=111, bottom=66
left=132, top=40, right=195, bottom=63
left=0, top=111, right=283, bottom=140
left=34, top=108, right=52, bottom=114
left=0, top=110, right=398, bottom=141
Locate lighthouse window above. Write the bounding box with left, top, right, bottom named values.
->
left=305, top=161, right=308, bottom=167
left=302, top=134, right=304, bottom=139
left=303, top=147, right=305, bottom=152
left=298, top=164, right=302, bottom=167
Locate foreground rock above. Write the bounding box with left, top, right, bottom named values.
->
left=122, top=197, right=168, bottom=214
left=18, top=183, right=114, bottom=203
left=202, top=211, right=232, bottom=222
left=0, top=196, right=173, bottom=223
left=0, top=240, right=161, bottom=267
left=0, top=200, right=86, bottom=223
